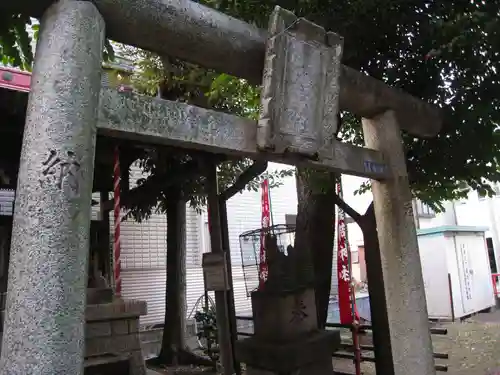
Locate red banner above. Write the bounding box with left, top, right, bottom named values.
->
left=258, top=179, right=270, bottom=289
left=336, top=181, right=359, bottom=324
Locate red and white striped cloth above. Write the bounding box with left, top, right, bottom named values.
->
left=113, top=146, right=122, bottom=296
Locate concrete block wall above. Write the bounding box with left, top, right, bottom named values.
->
left=85, top=300, right=147, bottom=375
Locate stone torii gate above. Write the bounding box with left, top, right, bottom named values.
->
left=0, top=1, right=442, bottom=375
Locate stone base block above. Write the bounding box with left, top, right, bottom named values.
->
left=84, top=354, right=130, bottom=375
left=85, top=299, right=147, bottom=375
left=85, top=333, right=142, bottom=357
left=86, top=299, right=147, bottom=321
left=235, top=330, right=340, bottom=372
left=247, top=359, right=333, bottom=375
left=251, top=288, right=317, bottom=341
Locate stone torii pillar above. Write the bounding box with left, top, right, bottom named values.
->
left=0, top=1, right=104, bottom=374
left=362, top=111, right=435, bottom=375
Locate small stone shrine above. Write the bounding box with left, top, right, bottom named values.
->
left=236, top=230, right=341, bottom=375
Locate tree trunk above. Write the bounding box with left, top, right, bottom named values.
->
left=294, top=167, right=337, bottom=328
left=158, top=187, right=187, bottom=363
left=150, top=188, right=214, bottom=368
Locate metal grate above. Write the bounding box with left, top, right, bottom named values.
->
left=239, top=223, right=314, bottom=295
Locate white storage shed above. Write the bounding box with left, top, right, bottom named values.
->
left=418, top=226, right=495, bottom=320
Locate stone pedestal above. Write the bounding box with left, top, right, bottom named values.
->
left=252, top=288, right=317, bottom=341
left=235, top=289, right=340, bottom=375
left=85, top=299, right=147, bottom=375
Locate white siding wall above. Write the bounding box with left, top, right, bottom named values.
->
left=0, top=190, right=14, bottom=216
left=118, top=164, right=205, bottom=325
left=341, top=175, right=373, bottom=249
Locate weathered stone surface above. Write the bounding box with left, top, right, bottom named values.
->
left=87, top=287, right=114, bottom=304
left=251, top=288, right=317, bottom=341
left=129, top=350, right=147, bottom=375
left=235, top=330, right=340, bottom=372
left=85, top=333, right=141, bottom=357
left=247, top=359, right=333, bottom=375
left=84, top=355, right=130, bottom=374
left=83, top=300, right=146, bottom=375
left=129, top=319, right=139, bottom=333
left=86, top=300, right=147, bottom=321
left=1, top=0, right=442, bottom=137
left=0, top=1, right=105, bottom=374
left=362, top=110, right=436, bottom=375
left=86, top=322, right=112, bottom=339
left=97, top=88, right=389, bottom=180
left=112, top=320, right=130, bottom=335
left=258, top=6, right=343, bottom=158
left=2, top=0, right=266, bottom=86
left=84, top=353, right=129, bottom=367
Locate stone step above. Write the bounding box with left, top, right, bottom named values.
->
left=84, top=354, right=130, bottom=375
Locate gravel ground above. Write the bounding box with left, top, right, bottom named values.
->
left=333, top=312, right=500, bottom=375
left=433, top=319, right=500, bottom=375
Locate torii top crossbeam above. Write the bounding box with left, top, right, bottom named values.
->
left=3, top=0, right=441, bottom=138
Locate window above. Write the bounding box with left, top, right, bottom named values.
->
left=415, top=199, right=435, bottom=218
left=351, top=250, right=359, bottom=264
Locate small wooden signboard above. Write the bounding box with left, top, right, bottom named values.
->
left=202, top=253, right=229, bottom=291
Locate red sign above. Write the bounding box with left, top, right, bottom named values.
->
left=336, top=181, right=359, bottom=324
left=0, top=67, right=132, bottom=94
left=0, top=67, right=32, bottom=92
left=258, top=179, right=270, bottom=289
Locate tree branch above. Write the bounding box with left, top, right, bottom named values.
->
left=220, top=161, right=268, bottom=201
left=364, top=201, right=375, bottom=217
left=102, top=159, right=202, bottom=212
left=357, top=200, right=376, bottom=231
left=333, top=192, right=363, bottom=224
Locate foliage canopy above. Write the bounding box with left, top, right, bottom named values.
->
left=1, top=0, right=500, bottom=210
